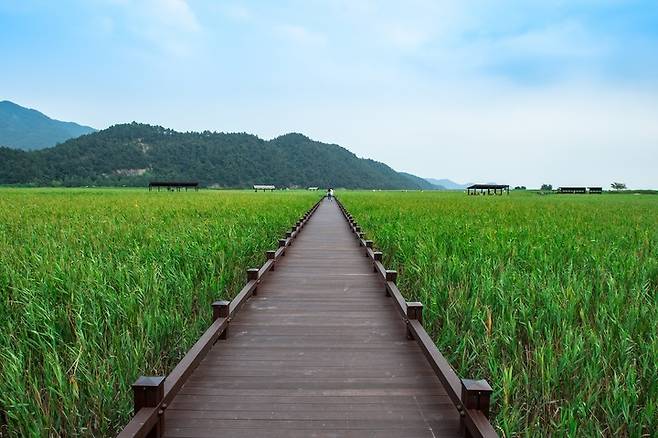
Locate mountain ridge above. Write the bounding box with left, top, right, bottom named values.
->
left=0, top=100, right=96, bottom=150
left=0, top=122, right=437, bottom=189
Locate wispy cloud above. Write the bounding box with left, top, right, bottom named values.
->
left=222, top=3, right=251, bottom=21
left=276, top=25, right=327, bottom=46
left=494, top=20, right=604, bottom=58
left=104, top=0, right=202, bottom=55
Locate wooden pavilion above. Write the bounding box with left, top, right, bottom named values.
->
left=148, top=181, right=199, bottom=192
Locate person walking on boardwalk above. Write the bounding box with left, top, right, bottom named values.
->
left=327, top=187, right=334, bottom=201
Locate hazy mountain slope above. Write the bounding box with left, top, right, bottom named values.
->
left=399, top=172, right=442, bottom=190
left=424, top=178, right=470, bottom=190
left=0, top=100, right=96, bottom=150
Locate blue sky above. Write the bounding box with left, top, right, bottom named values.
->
left=2, top=0, right=657, bottom=188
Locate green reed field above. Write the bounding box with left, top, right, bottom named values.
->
left=0, top=188, right=319, bottom=437
left=340, top=191, right=657, bottom=437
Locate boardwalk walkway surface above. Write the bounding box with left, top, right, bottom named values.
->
left=162, top=199, right=462, bottom=437
left=120, top=197, right=498, bottom=438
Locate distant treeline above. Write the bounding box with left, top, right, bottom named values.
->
left=0, top=123, right=436, bottom=190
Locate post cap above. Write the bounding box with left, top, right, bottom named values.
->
left=247, top=268, right=259, bottom=280
left=462, top=379, right=493, bottom=394
left=133, top=376, right=165, bottom=388
left=406, top=301, right=423, bottom=320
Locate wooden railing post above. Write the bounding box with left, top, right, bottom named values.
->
left=364, top=240, right=373, bottom=256
left=267, top=250, right=276, bottom=270
left=212, top=300, right=230, bottom=339
left=248, top=268, right=259, bottom=295
left=373, top=251, right=382, bottom=272
left=279, top=238, right=286, bottom=256
left=406, top=302, right=423, bottom=340
left=461, top=379, right=493, bottom=436
left=385, top=270, right=397, bottom=296
left=132, top=376, right=165, bottom=437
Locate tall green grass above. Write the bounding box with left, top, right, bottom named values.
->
left=0, top=188, right=317, bottom=436
left=340, top=191, right=657, bottom=437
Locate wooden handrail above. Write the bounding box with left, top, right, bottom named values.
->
left=118, top=197, right=324, bottom=438
left=228, top=279, right=258, bottom=317
left=407, top=319, right=462, bottom=405
left=163, top=316, right=229, bottom=403
left=464, top=409, right=498, bottom=438
left=116, top=408, right=158, bottom=438
left=386, top=281, right=408, bottom=319
left=334, top=197, right=498, bottom=438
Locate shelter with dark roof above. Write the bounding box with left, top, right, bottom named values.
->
left=149, top=181, right=199, bottom=191
left=558, top=187, right=603, bottom=194
left=558, top=187, right=586, bottom=194
left=466, top=184, right=510, bottom=195
left=253, top=185, right=276, bottom=192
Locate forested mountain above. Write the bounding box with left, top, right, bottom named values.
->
left=0, top=123, right=438, bottom=189
left=0, top=100, right=96, bottom=150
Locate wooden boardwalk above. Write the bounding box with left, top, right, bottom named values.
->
left=120, top=198, right=496, bottom=438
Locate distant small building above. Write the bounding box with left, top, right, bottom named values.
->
left=149, top=181, right=199, bottom=192
left=558, top=187, right=587, bottom=194
left=466, top=184, right=510, bottom=195
left=308, top=187, right=319, bottom=191
left=254, top=185, right=276, bottom=192
left=557, top=187, right=603, bottom=194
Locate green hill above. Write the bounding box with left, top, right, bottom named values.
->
left=0, top=100, right=96, bottom=150
left=0, top=122, right=436, bottom=189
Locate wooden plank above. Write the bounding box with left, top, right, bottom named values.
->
left=165, top=428, right=440, bottom=438
left=164, top=408, right=456, bottom=421
left=168, top=394, right=450, bottom=406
